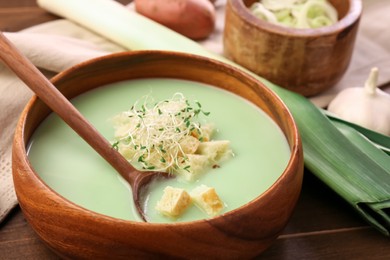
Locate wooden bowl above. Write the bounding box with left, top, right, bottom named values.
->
left=223, top=0, right=362, bottom=96
left=12, top=51, right=303, bottom=259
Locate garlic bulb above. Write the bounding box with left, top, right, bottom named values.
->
left=327, top=67, right=390, bottom=136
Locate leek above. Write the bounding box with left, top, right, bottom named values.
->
left=250, top=0, right=338, bottom=29
left=331, top=120, right=390, bottom=234
left=325, top=111, right=390, bottom=155
left=37, top=0, right=390, bottom=236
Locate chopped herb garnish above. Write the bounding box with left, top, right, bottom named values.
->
left=112, top=141, right=119, bottom=150
left=111, top=93, right=212, bottom=173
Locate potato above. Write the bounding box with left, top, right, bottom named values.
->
left=134, top=0, right=216, bottom=40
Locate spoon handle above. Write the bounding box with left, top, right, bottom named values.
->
left=0, top=32, right=135, bottom=185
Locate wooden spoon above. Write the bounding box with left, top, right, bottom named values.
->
left=0, top=31, right=167, bottom=222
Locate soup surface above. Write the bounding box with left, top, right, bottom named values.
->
left=28, top=78, right=290, bottom=222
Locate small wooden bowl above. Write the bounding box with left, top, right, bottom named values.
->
left=223, top=0, right=362, bottom=96
left=12, top=51, right=303, bottom=259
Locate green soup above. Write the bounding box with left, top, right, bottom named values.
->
left=28, top=78, right=290, bottom=223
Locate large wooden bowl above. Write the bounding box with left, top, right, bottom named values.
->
left=13, top=51, right=303, bottom=259
left=223, top=0, right=362, bottom=96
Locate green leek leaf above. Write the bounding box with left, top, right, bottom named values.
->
left=331, top=120, right=390, bottom=235
left=324, top=111, right=390, bottom=155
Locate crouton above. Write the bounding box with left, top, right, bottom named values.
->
left=112, top=113, right=134, bottom=139
left=179, top=135, right=201, bottom=154
left=191, top=123, right=214, bottom=142
left=196, top=140, right=231, bottom=162
left=155, top=186, right=191, bottom=218
left=176, top=154, right=210, bottom=181
left=191, top=185, right=224, bottom=216
left=117, top=142, right=135, bottom=160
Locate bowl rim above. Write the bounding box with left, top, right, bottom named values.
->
left=15, top=50, right=303, bottom=227
left=231, top=0, right=363, bottom=37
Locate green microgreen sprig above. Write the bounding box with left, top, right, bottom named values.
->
left=112, top=93, right=210, bottom=172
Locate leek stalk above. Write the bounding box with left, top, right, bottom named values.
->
left=37, top=0, right=390, bottom=236
left=331, top=120, right=390, bottom=231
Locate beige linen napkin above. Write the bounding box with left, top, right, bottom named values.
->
left=1, top=0, right=390, bottom=223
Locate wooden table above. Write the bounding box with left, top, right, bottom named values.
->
left=0, top=1, right=389, bottom=259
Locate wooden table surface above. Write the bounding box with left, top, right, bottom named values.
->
left=0, top=1, right=389, bottom=259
